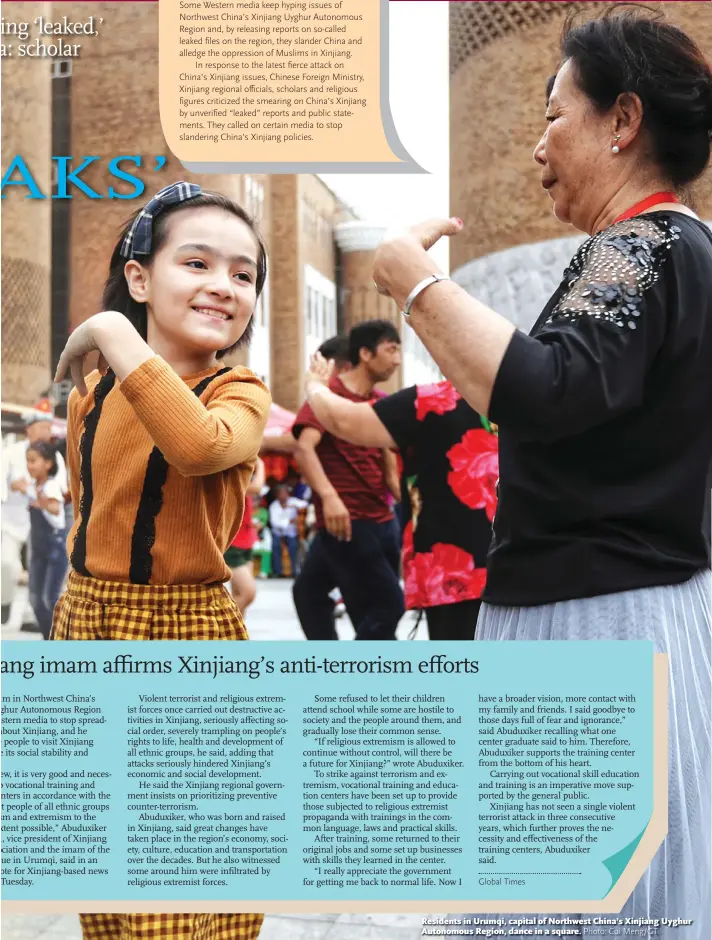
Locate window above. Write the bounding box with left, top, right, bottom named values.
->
left=244, top=175, right=264, bottom=220
left=51, top=59, right=72, bottom=78
left=303, top=265, right=337, bottom=366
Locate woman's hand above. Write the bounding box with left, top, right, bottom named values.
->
left=372, top=217, right=463, bottom=308
left=305, top=352, right=334, bottom=397
left=10, top=478, right=28, bottom=494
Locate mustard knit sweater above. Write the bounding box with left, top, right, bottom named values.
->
left=65, top=357, right=271, bottom=585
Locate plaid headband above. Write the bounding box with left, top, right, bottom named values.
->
left=120, top=181, right=202, bottom=259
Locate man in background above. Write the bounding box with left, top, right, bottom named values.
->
left=293, top=320, right=403, bottom=640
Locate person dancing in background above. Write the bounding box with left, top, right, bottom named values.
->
left=292, top=320, right=403, bottom=640
left=316, top=334, right=352, bottom=377
left=52, top=181, right=269, bottom=940
left=373, top=9, right=712, bottom=935
left=303, top=352, right=498, bottom=640
left=225, top=456, right=265, bottom=614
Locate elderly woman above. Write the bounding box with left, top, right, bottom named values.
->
left=374, top=9, right=711, bottom=936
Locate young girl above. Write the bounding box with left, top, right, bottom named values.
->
left=52, top=182, right=270, bottom=940
left=24, top=441, right=68, bottom=640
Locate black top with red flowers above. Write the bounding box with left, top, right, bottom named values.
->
left=373, top=381, right=498, bottom=610
left=487, top=212, right=712, bottom=606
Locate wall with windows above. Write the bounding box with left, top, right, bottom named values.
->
left=300, top=174, right=346, bottom=280
left=266, top=175, right=355, bottom=411
left=450, top=1, right=712, bottom=290
left=303, top=265, right=338, bottom=368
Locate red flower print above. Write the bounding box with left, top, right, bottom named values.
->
left=447, top=429, right=499, bottom=520
left=407, top=542, right=486, bottom=608
left=416, top=381, right=461, bottom=421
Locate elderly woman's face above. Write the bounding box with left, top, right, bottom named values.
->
left=533, top=59, right=613, bottom=231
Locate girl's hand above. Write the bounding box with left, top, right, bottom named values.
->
left=55, top=310, right=151, bottom=396
left=54, top=311, right=126, bottom=396
left=305, top=352, right=334, bottom=395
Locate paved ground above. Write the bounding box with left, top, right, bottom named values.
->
left=2, top=580, right=430, bottom=938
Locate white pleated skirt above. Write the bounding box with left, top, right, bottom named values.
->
left=456, top=569, right=711, bottom=940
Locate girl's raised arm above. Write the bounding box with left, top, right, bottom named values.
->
left=119, top=356, right=271, bottom=476
left=56, top=312, right=271, bottom=476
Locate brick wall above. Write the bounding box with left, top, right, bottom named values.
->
left=450, top=1, right=712, bottom=269
left=300, top=175, right=339, bottom=279
left=1, top=2, right=52, bottom=405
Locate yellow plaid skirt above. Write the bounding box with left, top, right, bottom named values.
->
left=51, top=572, right=249, bottom=640
left=79, top=914, right=263, bottom=940
left=54, top=576, right=261, bottom=937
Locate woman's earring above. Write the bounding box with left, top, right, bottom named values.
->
left=612, top=135, right=621, bottom=154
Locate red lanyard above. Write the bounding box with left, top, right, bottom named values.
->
left=614, top=191, right=679, bottom=224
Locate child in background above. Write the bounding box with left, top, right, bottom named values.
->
left=52, top=182, right=270, bottom=940
left=24, top=441, right=67, bottom=640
